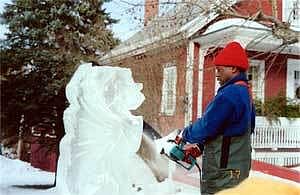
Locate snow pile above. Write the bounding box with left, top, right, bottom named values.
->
left=0, top=155, right=54, bottom=187
left=0, top=155, right=199, bottom=195
left=55, top=63, right=171, bottom=195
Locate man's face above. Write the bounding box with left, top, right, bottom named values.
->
left=215, top=66, right=235, bottom=86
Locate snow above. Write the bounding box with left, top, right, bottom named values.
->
left=292, top=166, right=300, bottom=172
left=0, top=155, right=199, bottom=195
left=0, top=155, right=55, bottom=195
left=0, top=156, right=54, bottom=187
left=1, top=154, right=299, bottom=195
left=203, top=18, right=270, bottom=35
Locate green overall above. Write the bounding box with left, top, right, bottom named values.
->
left=201, top=129, right=252, bottom=194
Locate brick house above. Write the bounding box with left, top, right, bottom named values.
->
left=100, top=0, right=300, bottom=136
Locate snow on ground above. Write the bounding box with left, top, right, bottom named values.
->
left=292, top=166, right=300, bottom=172
left=0, top=155, right=55, bottom=187
left=0, top=155, right=199, bottom=195
left=0, top=155, right=55, bottom=195
left=1, top=155, right=299, bottom=195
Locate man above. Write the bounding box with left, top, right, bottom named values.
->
left=181, top=41, right=256, bottom=194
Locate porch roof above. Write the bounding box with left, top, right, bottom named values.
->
left=192, top=18, right=300, bottom=55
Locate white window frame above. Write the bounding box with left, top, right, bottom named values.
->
left=283, top=0, right=300, bottom=29
left=161, top=64, right=177, bottom=116
left=248, top=59, right=265, bottom=102
left=286, top=59, right=300, bottom=102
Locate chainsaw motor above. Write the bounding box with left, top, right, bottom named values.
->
left=161, top=135, right=201, bottom=171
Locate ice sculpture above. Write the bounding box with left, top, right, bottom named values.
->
left=55, top=63, right=158, bottom=195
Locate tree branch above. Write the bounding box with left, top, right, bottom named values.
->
left=226, top=8, right=299, bottom=44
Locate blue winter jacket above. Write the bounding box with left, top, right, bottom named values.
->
left=182, top=73, right=255, bottom=147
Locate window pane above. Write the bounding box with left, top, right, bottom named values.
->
left=161, top=65, right=177, bottom=115
left=294, top=70, right=300, bottom=80
left=247, top=60, right=265, bottom=101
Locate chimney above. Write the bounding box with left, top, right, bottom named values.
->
left=144, top=0, right=159, bottom=26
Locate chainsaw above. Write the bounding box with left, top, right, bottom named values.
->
left=160, top=135, right=201, bottom=171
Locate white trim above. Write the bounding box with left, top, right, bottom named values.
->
left=184, top=41, right=194, bottom=126
left=249, top=59, right=265, bottom=102
left=204, top=18, right=269, bottom=35
left=286, top=59, right=300, bottom=101
left=197, top=48, right=207, bottom=118
left=161, top=65, right=177, bottom=116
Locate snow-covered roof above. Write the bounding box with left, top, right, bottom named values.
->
left=192, top=18, right=300, bottom=55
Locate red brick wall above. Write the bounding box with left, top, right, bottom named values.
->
left=235, top=0, right=282, bottom=20
left=264, top=54, right=287, bottom=99
left=247, top=51, right=289, bottom=99
left=202, top=53, right=216, bottom=112
left=117, top=43, right=188, bottom=135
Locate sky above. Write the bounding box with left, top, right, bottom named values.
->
left=103, top=0, right=144, bottom=41
left=0, top=0, right=145, bottom=41
left=0, top=0, right=10, bottom=39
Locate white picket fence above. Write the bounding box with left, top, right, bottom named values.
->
left=251, top=117, right=300, bottom=148
left=251, top=117, right=300, bottom=166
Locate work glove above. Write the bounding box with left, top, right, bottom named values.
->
left=174, top=135, right=183, bottom=145
left=182, top=143, right=202, bottom=164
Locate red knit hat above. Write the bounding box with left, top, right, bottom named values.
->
left=213, top=41, right=249, bottom=71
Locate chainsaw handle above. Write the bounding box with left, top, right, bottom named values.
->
left=167, top=139, right=176, bottom=143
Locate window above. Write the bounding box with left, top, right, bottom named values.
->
left=287, top=59, right=300, bottom=100
left=283, top=0, right=300, bottom=29
left=161, top=65, right=177, bottom=115
left=295, top=70, right=300, bottom=80
left=247, top=60, right=265, bottom=102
